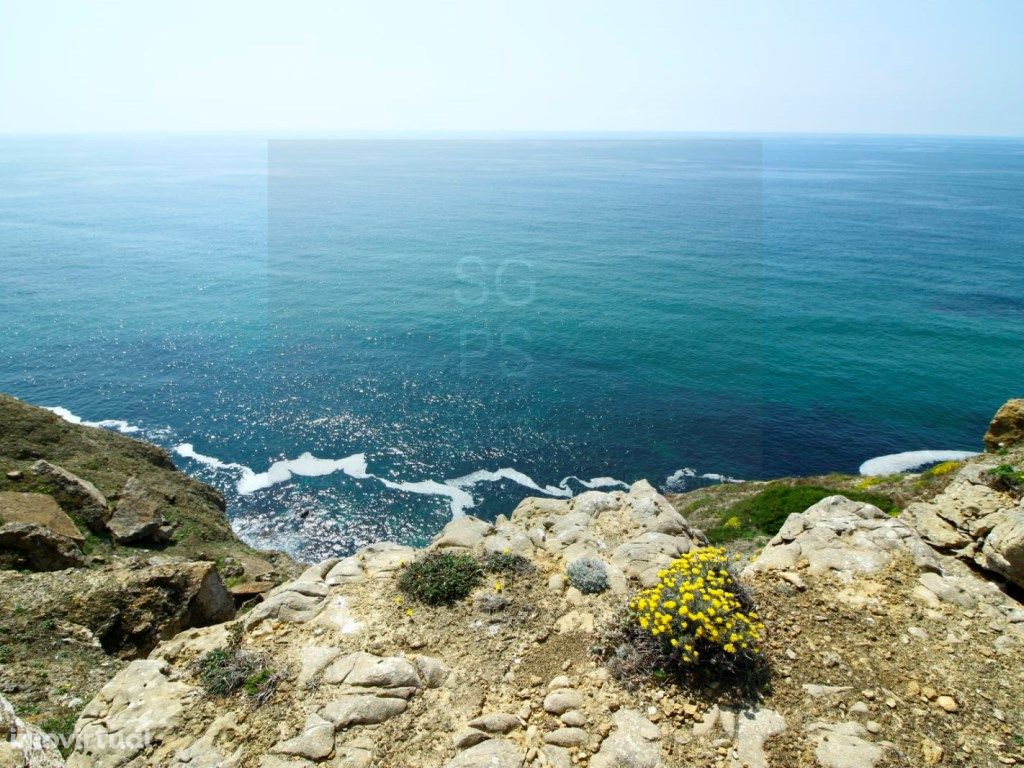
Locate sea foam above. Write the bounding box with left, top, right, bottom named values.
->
left=44, top=406, right=141, bottom=434
left=172, top=443, right=629, bottom=517
left=664, top=467, right=744, bottom=491
left=858, top=449, right=978, bottom=476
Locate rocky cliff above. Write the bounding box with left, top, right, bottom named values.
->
left=0, top=395, right=299, bottom=754
left=2, top=397, right=1023, bottom=768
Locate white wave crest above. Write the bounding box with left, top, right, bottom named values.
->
left=859, top=449, right=978, bottom=476
left=45, top=406, right=141, bottom=434
left=174, top=442, right=630, bottom=518
left=558, top=475, right=631, bottom=491
left=175, top=444, right=371, bottom=495
left=664, top=467, right=744, bottom=491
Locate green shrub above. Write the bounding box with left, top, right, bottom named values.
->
left=0, top=644, right=10, bottom=664
left=398, top=552, right=483, bottom=605
left=708, top=485, right=898, bottom=543
left=989, top=463, right=1024, bottom=490
left=482, top=550, right=535, bottom=576
left=566, top=557, right=610, bottom=594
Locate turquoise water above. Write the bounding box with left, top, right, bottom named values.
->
left=1, top=135, right=1022, bottom=560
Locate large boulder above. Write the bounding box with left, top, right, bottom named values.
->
left=62, top=561, right=235, bottom=656
left=30, top=459, right=109, bottom=532
left=0, top=491, right=84, bottom=543
left=106, top=476, right=171, bottom=544
left=68, top=659, right=195, bottom=768
left=984, top=398, right=1024, bottom=451
left=0, top=521, right=86, bottom=571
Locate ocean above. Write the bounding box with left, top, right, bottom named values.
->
left=1, top=135, right=1021, bottom=561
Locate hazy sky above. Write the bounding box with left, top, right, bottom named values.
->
left=1, top=0, right=1021, bottom=135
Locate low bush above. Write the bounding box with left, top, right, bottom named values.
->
left=988, top=464, right=1024, bottom=493
left=193, top=638, right=277, bottom=704
left=398, top=552, right=483, bottom=605
left=596, top=547, right=768, bottom=691
left=482, top=550, right=535, bottom=576
left=707, top=484, right=898, bottom=542
left=566, top=557, right=609, bottom=594
left=629, top=547, right=764, bottom=677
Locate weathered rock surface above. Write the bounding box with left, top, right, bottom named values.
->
left=29, top=459, right=109, bottom=533
left=0, top=521, right=86, bottom=570
left=68, top=660, right=195, bottom=768
left=903, top=460, right=1024, bottom=588
left=0, top=491, right=85, bottom=543
left=106, top=476, right=171, bottom=544
left=984, top=397, right=1024, bottom=450
left=0, top=693, right=65, bottom=768
left=744, top=495, right=937, bottom=580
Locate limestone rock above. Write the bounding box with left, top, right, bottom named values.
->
left=745, top=495, right=937, bottom=581
left=68, top=659, right=195, bottom=768
left=544, top=727, right=589, bottom=747
left=322, top=652, right=421, bottom=690
left=984, top=398, right=1024, bottom=450
left=443, top=739, right=524, bottom=768
left=0, top=521, right=86, bottom=570
left=320, top=694, right=408, bottom=729
left=69, top=561, right=233, bottom=656
left=106, top=476, right=169, bottom=544
left=0, top=694, right=64, bottom=768
left=271, top=713, right=335, bottom=760
left=591, top=709, right=663, bottom=768
left=29, top=459, right=109, bottom=532
left=453, top=728, right=491, bottom=749
left=543, top=688, right=583, bottom=715
left=0, top=491, right=84, bottom=543
left=733, top=708, right=786, bottom=768
left=432, top=515, right=494, bottom=550
left=807, top=721, right=884, bottom=768
left=979, top=512, right=1024, bottom=587
left=468, top=712, right=521, bottom=734
left=413, top=655, right=451, bottom=688
left=903, top=461, right=1024, bottom=589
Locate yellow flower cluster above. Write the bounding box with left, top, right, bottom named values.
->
left=629, top=547, right=764, bottom=665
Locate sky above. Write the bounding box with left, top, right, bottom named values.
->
left=1, top=0, right=1022, bottom=136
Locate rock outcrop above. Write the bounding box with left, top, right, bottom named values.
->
left=4, top=394, right=1024, bottom=767
left=0, top=521, right=86, bottom=570
left=903, top=460, right=1024, bottom=589
left=29, top=459, right=110, bottom=533
left=984, top=398, right=1024, bottom=451
left=1, top=693, right=64, bottom=768
left=52, top=478, right=1024, bottom=768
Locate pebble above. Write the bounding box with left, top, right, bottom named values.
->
left=936, top=695, right=958, bottom=712
left=866, top=721, right=882, bottom=734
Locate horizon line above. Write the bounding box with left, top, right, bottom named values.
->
left=1, top=129, right=1023, bottom=141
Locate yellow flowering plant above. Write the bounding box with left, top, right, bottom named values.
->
left=629, top=547, right=764, bottom=673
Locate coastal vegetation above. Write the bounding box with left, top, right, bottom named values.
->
left=398, top=551, right=483, bottom=605
left=566, top=556, right=610, bottom=594
left=704, top=484, right=898, bottom=543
